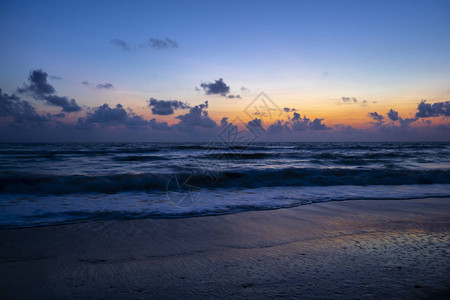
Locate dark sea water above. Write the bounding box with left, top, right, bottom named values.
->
left=1, top=142, right=449, bottom=228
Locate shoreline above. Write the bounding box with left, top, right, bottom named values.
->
left=1, top=198, right=449, bottom=299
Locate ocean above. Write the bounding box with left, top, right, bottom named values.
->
left=1, top=142, right=449, bottom=228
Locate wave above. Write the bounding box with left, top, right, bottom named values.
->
left=2, top=184, right=450, bottom=228
left=113, top=155, right=169, bottom=162
left=1, top=167, right=449, bottom=195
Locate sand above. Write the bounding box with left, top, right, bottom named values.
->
left=1, top=198, right=449, bottom=299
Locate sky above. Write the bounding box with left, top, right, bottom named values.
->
left=0, top=0, right=449, bottom=142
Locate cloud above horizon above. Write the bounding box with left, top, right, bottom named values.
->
left=199, top=78, right=241, bottom=99
left=415, top=100, right=450, bottom=118
left=110, top=37, right=178, bottom=51
left=148, top=98, right=190, bottom=115
left=96, top=83, right=114, bottom=90
left=17, top=69, right=82, bottom=113
left=1, top=70, right=449, bottom=141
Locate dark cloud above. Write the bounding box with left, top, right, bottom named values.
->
left=175, top=101, right=217, bottom=130
left=267, top=120, right=290, bottom=134
left=148, top=38, right=178, bottom=49
left=247, top=118, right=265, bottom=131
left=200, top=78, right=230, bottom=96
left=77, top=104, right=148, bottom=129
left=341, top=97, right=357, bottom=103
left=368, top=112, right=384, bottom=122
left=17, top=69, right=81, bottom=113
left=289, top=112, right=330, bottom=131
left=45, top=95, right=82, bottom=113
left=387, top=109, right=399, bottom=121
left=283, top=107, right=296, bottom=112
left=96, top=83, right=114, bottom=89
left=17, top=69, right=55, bottom=98
left=309, top=118, right=330, bottom=130
left=399, top=117, right=418, bottom=128
left=220, top=117, right=229, bottom=126
left=49, top=75, right=62, bottom=80
left=148, top=98, right=190, bottom=115
left=415, top=100, right=450, bottom=118
left=0, top=89, right=48, bottom=124
left=149, top=119, right=171, bottom=131
left=199, top=78, right=241, bottom=99
left=110, top=38, right=131, bottom=51
left=81, top=81, right=89, bottom=85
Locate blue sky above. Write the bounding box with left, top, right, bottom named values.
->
left=0, top=0, right=449, bottom=141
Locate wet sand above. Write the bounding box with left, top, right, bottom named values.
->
left=1, top=198, right=449, bottom=299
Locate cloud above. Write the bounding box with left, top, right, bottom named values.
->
left=77, top=103, right=148, bottom=129
left=110, top=39, right=131, bottom=51
left=148, top=98, right=190, bottom=115
left=45, top=95, right=82, bottom=113
left=283, top=107, right=296, bottom=112
left=368, top=112, right=384, bottom=122
left=387, top=109, right=399, bottom=121
left=341, top=97, right=357, bottom=103
left=415, top=100, right=450, bottom=118
left=220, top=117, right=229, bottom=126
left=17, top=69, right=81, bottom=113
left=200, top=78, right=230, bottom=96
left=49, top=75, right=62, bottom=80
left=309, top=118, right=330, bottom=130
left=17, top=69, right=56, bottom=98
left=175, top=101, right=217, bottom=130
left=247, top=118, right=265, bottom=132
left=96, top=83, right=113, bottom=89
left=200, top=78, right=241, bottom=99
left=148, top=38, right=178, bottom=49
left=149, top=119, right=171, bottom=131
left=399, top=117, right=418, bottom=127
left=81, top=81, right=89, bottom=85
left=0, top=89, right=48, bottom=124
left=267, top=120, right=290, bottom=134
left=241, top=86, right=250, bottom=92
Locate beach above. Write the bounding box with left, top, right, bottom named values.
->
left=1, top=197, right=449, bottom=299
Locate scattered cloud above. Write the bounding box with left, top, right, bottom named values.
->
left=110, top=37, right=178, bottom=51
left=241, top=86, right=250, bottom=92
left=0, top=89, right=48, bottom=124
left=49, top=75, right=62, bottom=80
left=175, top=101, right=217, bottom=130
left=45, top=95, right=82, bottom=113
left=387, top=109, right=399, bottom=121
left=200, top=78, right=230, bottom=96
left=415, top=100, right=450, bottom=118
left=77, top=104, right=148, bottom=129
left=148, top=38, right=178, bottom=49
left=341, top=97, right=357, bottom=104
left=309, top=118, right=330, bottom=130
left=368, top=112, right=385, bottom=122
left=149, top=119, right=171, bottom=131
left=81, top=81, right=89, bottom=85
left=110, top=38, right=131, bottom=51
left=199, top=78, right=240, bottom=98
left=17, top=69, right=81, bottom=113
left=96, top=83, right=114, bottom=89
left=283, top=107, right=296, bottom=112
left=148, top=98, right=190, bottom=115
left=17, top=69, right=56, bottom=98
